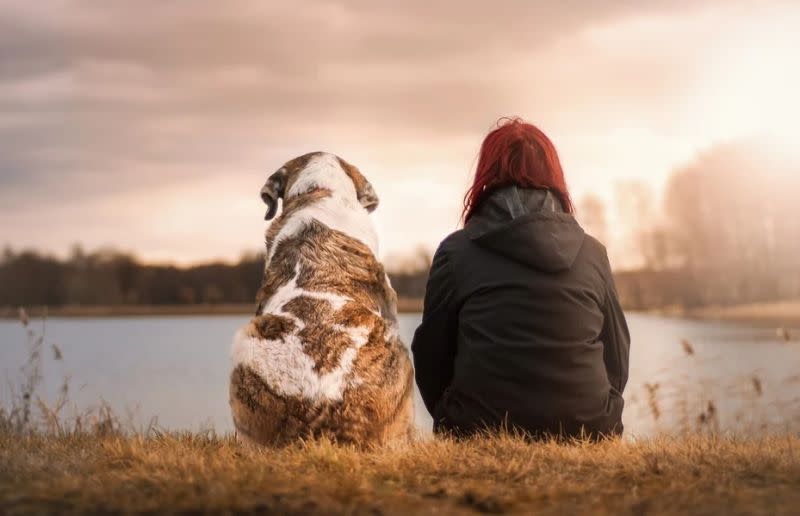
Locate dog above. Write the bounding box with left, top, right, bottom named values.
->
left=229, top=152, right=415, bottom=447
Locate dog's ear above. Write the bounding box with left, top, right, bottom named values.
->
left=261, top=168, right=288, bottom=220
left=358, top=182, right=379, bottom=213
left=337, top=157, right=379, bottom=212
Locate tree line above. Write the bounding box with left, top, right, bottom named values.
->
left=0, top=247, right=264, bottom=308
left=0, top=246, right=430, bottom=309
left=2, top=141, right=798, bottom=311
left=592, top=142, right=800, bottom=309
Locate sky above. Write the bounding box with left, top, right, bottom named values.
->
left=1, top=0, right=798, bottom=268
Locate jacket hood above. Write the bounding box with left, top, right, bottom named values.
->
left=464, top=186, right=585, bottom=272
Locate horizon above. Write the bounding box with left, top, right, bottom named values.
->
left=1, top=1, right=799, bottom=269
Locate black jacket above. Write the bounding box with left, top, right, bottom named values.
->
left=411, top=186, right=630, bottom=439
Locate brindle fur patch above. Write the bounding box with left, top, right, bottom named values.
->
left=282, top=296, right=354, bottom=374
left=336, top=156, right=371, bottom=201
left=336, top=301, right=378, bottom=330
left=280, top=152, right=321, bottom=192
left=289, top=221, right=393, bottom=314
left=231, top=361, right=413, bottom=446
left=253, top=313, right=296, bottom=341
left=264, top=188, right=332, bottom=259
left=254, top=253, right=296, bottom=315
left=231, top=364, right=337, bottom=446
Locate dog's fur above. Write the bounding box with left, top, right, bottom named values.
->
left=229, top=152, right=415, bottom=447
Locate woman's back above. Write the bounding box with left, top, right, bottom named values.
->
left=413, top=186, right=628, bottom=437
left=412, top=117, right=630, bottom=439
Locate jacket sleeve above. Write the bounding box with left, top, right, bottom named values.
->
left=599, top=260, right=631, bottom=396
left=411, top=240, right=459, bottom=415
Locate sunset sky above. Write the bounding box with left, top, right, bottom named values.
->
left=1, top=0, right=798, bottom=268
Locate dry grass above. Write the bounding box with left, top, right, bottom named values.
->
left=1, top=431, right=799, bottom=515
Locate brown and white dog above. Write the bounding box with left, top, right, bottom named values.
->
left=229, top=152, right=415, bottom=447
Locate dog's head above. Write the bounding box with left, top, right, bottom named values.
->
left=260, top=152, right=379, bottom=220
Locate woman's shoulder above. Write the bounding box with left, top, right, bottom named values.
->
left=581, top=233, right=608, bottom=259
left=435, top=228, right=471, bottom=256
left=577, top=233, right=615, bottom=281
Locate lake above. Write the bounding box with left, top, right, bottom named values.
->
left=1, top=313, right=798, bottom=437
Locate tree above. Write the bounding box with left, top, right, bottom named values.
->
left=614, top=180, right=666, bottom=270
left=662, top=141, right=800, bottom=305
left=577, top=195, right=608, bottom=245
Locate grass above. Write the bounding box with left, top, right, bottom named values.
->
left=1, top=431, right=799, bottom=515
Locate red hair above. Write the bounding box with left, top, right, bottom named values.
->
left=462, top=118, right=573, bottom=222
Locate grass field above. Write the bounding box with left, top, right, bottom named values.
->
left=1, top=430, right=799, bottom=515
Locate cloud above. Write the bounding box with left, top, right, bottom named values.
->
left=0, top=1, right=708, bottom=154
left=0, top=0, right=796, bottom=262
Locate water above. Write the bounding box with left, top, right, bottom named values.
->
left=1, top=313, right=798, bottom=436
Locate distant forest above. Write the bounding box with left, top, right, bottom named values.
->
left=1, top=242, right=797, bottom=312
left=602, top=143, right=800, bottom=309
left=0, top=246, right=428, bottom=309
left=2, top=142, right=799, bottom=311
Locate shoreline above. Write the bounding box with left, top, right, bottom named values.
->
left=0, top=298, right=426, bottom=319
left=1, top=299, right=797, bottom=327
left=648, top=300, right=800, bottom=328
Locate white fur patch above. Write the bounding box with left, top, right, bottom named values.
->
left=265, top=153, right=379, bottom=267
left=231, top=263, right=371, bottom=402
left=382, top=273, right=400, bottom=342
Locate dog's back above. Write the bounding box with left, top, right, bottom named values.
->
left=229, top=153, right=414, bottom=446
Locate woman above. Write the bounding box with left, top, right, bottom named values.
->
left=411, top=118, right=630, bottom=439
